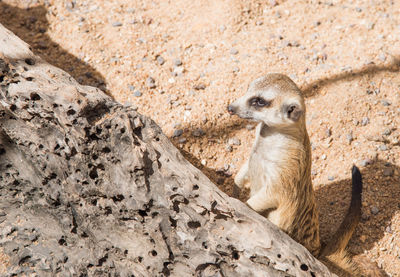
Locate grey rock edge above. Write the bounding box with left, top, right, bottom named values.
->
left=0, top=24, right=335, bottom=276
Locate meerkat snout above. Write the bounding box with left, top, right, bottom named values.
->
left=227, top=104, right=236, bottom=115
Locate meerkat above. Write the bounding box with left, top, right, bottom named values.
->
left=227, top=74, right=385, bottom=276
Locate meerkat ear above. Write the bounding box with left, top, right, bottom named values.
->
left=283, top=103, right=303, bottom=121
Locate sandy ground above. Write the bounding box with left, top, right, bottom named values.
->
left=1, top=0, right=399, bottom=275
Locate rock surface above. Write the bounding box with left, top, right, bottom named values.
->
left=0, top=25, right=334, bottom=276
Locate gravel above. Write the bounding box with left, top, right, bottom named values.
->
left=173, top=66, right=184, bottom=75
left=173, top=129, right=183, bottom=137
left=361, top=117, right=370, bottom=126
left=112, top=21, right=123, bottom=27
left=193, top=83, right=206, bottom=90
left=192, top=128, right=205, bottom=137
left=379, top=144, right=388, bottom=151
left=146, top=77, right=156, bottom=89
left=230, top=48, right=239, bottom=55
left=371, top=206, right=380, bottom=215
left=228, top=138, right=241, bottom=146
left=346, top=133, right=354, bottom=144
left=383, top=168, right=394, bottom=176
left=134, top=90, right=142, bottom=97
left=156, top=56, right=165, bottom=65
left=360, top=159, right=373, bottom=167
left=174, top=59, right=182, bottom=66
left=383, top=129, right=391, bottom=136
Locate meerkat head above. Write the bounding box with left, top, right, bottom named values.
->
left=228, top=73, right=305, bottom=129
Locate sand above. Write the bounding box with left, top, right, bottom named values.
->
left=1, top=0, right=399, bottom=275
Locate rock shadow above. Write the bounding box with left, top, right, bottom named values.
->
left=0, top=2, right=108, bottom=93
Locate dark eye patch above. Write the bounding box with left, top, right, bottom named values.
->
left=248, top=97, right=272, bottom=108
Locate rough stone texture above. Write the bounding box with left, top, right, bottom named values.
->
left=0, top=25, right=334, bottom=276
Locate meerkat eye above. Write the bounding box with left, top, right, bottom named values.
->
left=249, top=97, right=271, bottom=108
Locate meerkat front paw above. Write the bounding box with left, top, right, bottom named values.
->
left=234, top=161, right=250, bottom=188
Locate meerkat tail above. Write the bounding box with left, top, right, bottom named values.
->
left=321, top=165, right=362, bottom=257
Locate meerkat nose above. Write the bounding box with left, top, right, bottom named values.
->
left=227, top=105, right=235, bottom=115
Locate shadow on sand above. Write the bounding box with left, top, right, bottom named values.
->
left=0, top=2, right=108, bottom=93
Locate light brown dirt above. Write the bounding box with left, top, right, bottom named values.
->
left=0, top=249, right=10, bottom=274
left=1, top=0, right=399, bottom=275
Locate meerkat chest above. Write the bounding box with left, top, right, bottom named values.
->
left=247, top=133, right=289, bottom=196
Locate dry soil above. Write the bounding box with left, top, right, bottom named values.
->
left=1, top=0, right=399, bottom=275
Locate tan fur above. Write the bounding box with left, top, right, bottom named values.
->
left=228, top=73, right=385, bottom=276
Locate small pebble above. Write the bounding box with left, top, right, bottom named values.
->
left=367, top=22, right=375, bottom=30
left=192, top=128, right=205, bottom=137
left=311, top=170, right=317, bottom=176
left=381, top=99, right=391, bottom=106
left=268, top=0, right=278, bottom=6
left=370, top=206, right=379, bottom=215
left=112, top=22, right=123, bottom=27
left=128, top=85, right=135, bottom=91
left=173, top=66, right=184, bottom=75
left=379, top=144, right=388, bottom=151
left=361, top=213, right=370, bottom=221
left=346, top=133, right=353, bottom=144
left=383, top=168, right=394, bottom=177
left=378, top=53, right=386, bottom=62
left=134, top=90, right=142, bottom=97
left=146, top=77, right=156, bottom=89
left=325, top=127, right=332, bottom=138
left=178, top=138, right=186, bottom=143
left=361, top=117, right=369, bottom=126
left=321, top=154, right=327, bottom=160
left=174, top=59, right=182, bottom=66
left=193, top=83, right=206, bottom=90
left=228, top=138, right=241, bottom=146
left=360, top=159, right=373, bottom=167
left=156, top=56, right=165, bottom=65
left=173, top=129, right=183, bottom=137
left=230, top=48, right=239, bottom=55
left=382, top=129, right=391, bottom=136
left=225, top=145, right=233, bottom=152
left=328, top=176, right=335, bottom=181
